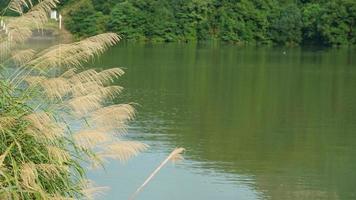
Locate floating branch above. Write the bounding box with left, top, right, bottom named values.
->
left=129, top=148, right=185, bottom=200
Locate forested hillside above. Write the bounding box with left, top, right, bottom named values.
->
left=2, top=0, right=356, bottom=46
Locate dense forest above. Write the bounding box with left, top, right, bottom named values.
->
left=2, top=0, right=356, bottom=46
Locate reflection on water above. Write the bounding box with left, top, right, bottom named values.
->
left=91, top=43, right=356, bottom=200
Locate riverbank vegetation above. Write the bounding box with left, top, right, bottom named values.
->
left=0, top=0, right=148, bottom=198
left=58, top=0, right=356, bottom=46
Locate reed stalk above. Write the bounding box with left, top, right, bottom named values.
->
left=129, top=148, right=185, bottom=200
left=0, top=0, right=148, bottom=199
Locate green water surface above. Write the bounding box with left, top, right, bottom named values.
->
left=89, top=43, right=356, bottom=200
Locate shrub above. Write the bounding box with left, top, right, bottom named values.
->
left=0, top=0, right=147, bottom=199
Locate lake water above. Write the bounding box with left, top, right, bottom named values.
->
left=88, top=43, right=356, bottom=200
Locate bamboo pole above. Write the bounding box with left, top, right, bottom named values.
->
left=129, top=148, right=185, bottom=200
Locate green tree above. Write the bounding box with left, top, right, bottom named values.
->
left=268, top=4, right=303, bottom=45
left=107, top=2, right=145, bottom=40
left=301, top=3, right=323, bottom=44
left=318, top=1, right=350, bottom=45
left=65, top=0, right=106, bottom=37
left=58, top=0, right=356, bottom=46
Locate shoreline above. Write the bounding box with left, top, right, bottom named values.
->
left=31, top=26, right=73, bottom=43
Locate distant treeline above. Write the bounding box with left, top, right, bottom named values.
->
left=3, top=0, right=356, bottom=46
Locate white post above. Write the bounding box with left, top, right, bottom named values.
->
left=59, top=14, right=62, bottom=30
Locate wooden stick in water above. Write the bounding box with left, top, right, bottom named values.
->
left=129, top=147, right=185, bottom=200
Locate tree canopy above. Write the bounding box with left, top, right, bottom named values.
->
left=5, top=0, right=356, bottom=46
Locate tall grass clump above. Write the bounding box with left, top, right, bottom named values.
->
left=0, top=0, right=149, bottom=199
